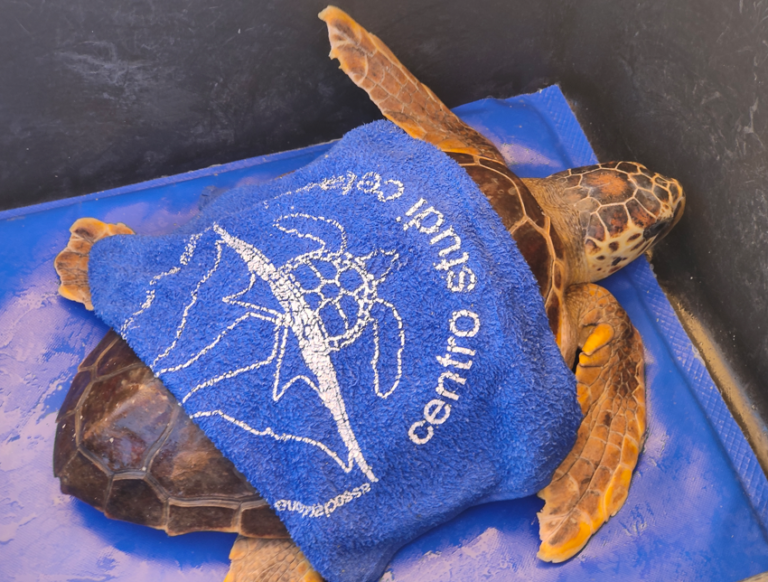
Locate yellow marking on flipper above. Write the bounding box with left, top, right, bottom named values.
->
left=606, top=467, right=633, bottom=515
left=536, top=518, right=592, bottom=563
left=58, top=284, right=89, bottom=305
left=538, top=283, right=646, bottom=563
left=578, top=343, right=611, bottom=367
left=582, top=323, right=614, bottom=355
left=576, top=382, right=590, bottom=410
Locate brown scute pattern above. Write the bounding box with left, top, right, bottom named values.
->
left=57, top=369, right=91, bottom=421
left=554, top=263, right=563, bottom=289
left=565, top=174, right=582, bottom=188
left=545, top=294, right=561, bottom=336
left=537, top=284, right=646, bottom=562
left=53, top=417, right=78, bottom=477
left=639, top=165, right=654, bottom=177
left=53, top=330, right=288, bottom=537
left=96, top=337, right=143, bottom=377
left=635, top=188, right=662, bottom=214
left=453, top=154, right=568, bottom=341
left=554, top=162, right=685, bottom=282
left=653, top=184, right=670, bottom=202
left=616, top=162, right=640, bottom=174
left=240, top=502, right=292, bottom=538
left=478, top=157, right=512, bottom=174
left=58, top=451, right=111, bottom=510
left=446, top=152, right=475, bottom=165
left=225, top=537, right=323, bottom=582
left=581, top=170, right=634, bottom=203
left=80, top=366, right=174, bottom=473
left=556, top=163, right=599, bottom=176
left=54, top=218, right=134, bottom=310
left=586, top=214, right=606, bottom=242
left=461, top=164, right=526, bottom=230
left=319, top=6, right=506, bottom=164
left=167, top=503, right=240, bottom=535
left=80, top=330, right=118, bottom=368
left=625, top=199, right=655, bottom=229
left=549, top=224, right=566, bottom=260
left=517, top=180, right=547, bottom=228
left=630, top=172, right=652, bottom=191
left=151, top=411, right=258, bottom=498
left=598, top=205, right=630, bottom=237
left=515, top=222, right=553, bottom=296
left=106, top=477, right=166, bottom=527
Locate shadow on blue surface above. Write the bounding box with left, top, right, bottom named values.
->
left=1, top=86, right=766, bottom=582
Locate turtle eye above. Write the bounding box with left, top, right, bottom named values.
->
left=643, top=219, right=668, bottom=241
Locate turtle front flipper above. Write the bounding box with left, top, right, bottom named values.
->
left=537, top=283, right=646, bottom=562
left=224, top=536, right=322, bottom=582
left=319, top=6, right=505, bottom=163
left=54, top=217, right=134, bottom=310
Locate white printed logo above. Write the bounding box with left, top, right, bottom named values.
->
left=122, top=213, right=405, bottom=483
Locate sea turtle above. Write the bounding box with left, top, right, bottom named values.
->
left=52, top=6, right=685, bottom=582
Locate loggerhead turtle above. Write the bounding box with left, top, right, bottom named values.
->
left=52, top=6, right=685, bottom=581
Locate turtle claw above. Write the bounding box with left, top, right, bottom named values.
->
left=225, top=536, right=323, bottom=582
left=537, top=283, right=646, bottom=562
left=54, top=217, right=134, bottom=310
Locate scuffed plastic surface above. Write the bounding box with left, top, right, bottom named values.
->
left=1, top=86, right=767, bottom=582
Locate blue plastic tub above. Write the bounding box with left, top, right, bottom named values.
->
left=1, top=86, right=766, bottom=582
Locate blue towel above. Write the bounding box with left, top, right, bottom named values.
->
left=88, top=121, right=580, bottom=582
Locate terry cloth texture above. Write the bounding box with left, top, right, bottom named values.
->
left=88, top=121, right=580, bottom=582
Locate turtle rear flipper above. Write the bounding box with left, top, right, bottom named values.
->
left=54, top=217, right=134, bottom=310
left=225, top=536, right=322, bottom=582
left=319, top=6, right=505, bottom=163
left=537, top=283, right=646, bottom=562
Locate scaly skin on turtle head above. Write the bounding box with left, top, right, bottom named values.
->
left=524, top=162, right=685, bottom=284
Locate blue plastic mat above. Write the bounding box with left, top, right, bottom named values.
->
left=1, top=86, right=767, bottom=582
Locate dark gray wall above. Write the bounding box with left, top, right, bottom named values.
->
left=2, top=0, right=767, bottom=449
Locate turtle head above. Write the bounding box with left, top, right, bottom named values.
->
left=571, top=162, right=685, bottom=282
left=524, top=162, right=685, bottom=284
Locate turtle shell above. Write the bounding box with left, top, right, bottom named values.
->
left=447, top=152, right=568, bottom=338
left=52, top=153, right=566, bottom=541
left=53, top=329, right=289, bottom=538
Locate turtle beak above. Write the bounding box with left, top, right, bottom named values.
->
left=643, top=177, right=685, bottom=243
left=669, top=178, right=686, bottom=228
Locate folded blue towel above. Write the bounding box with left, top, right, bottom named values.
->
left=89, top=121, right=580, bottom=582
